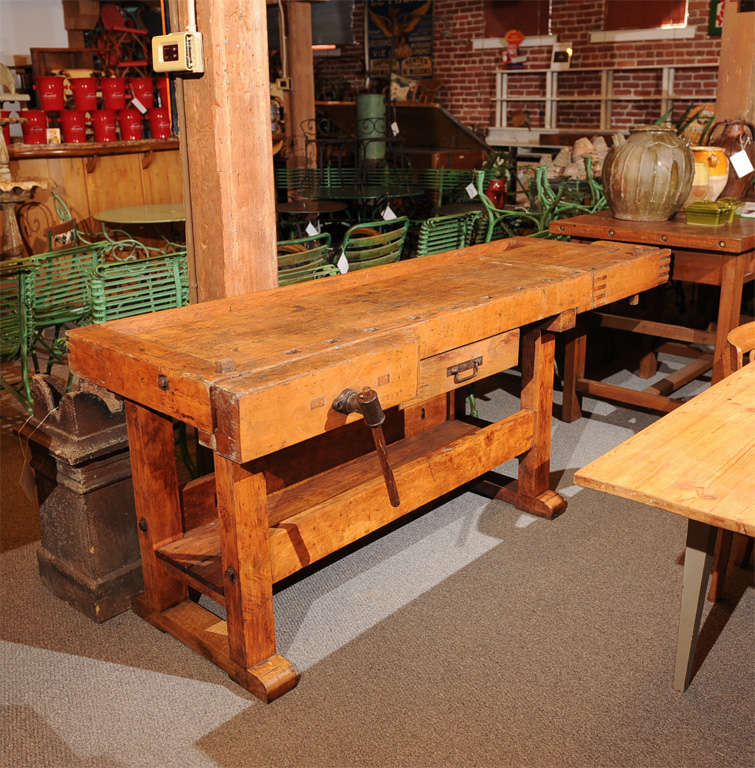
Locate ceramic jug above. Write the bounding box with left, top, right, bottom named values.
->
left=706, top=120, right=755, bottom=199
left=602, top=126, right=694, bottom=221
left=688, top=146, right=729, bottom=202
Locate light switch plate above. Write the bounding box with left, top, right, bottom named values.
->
left=152, top=31, right=204, bottom=74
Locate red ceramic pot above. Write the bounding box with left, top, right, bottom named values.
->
left=70, top=77, right=98, bottom=111
left=486, top=178, right=507, bottom=209
left=148, top=107, right=171, bottom=139
left=129, top=76, right=154, bottom=109
left=101, top=77, right=127, bottom=111
left=35, top=76, right=65, bottom=111
left=118, top=108, right=143, bottom=140
left=92, top=109, right=117, bottom=142
left=61, top=110, right=88, bottom=143
left=21, top=109, right=47, bottom=144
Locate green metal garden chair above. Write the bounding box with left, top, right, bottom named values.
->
left=0, top=259, right=35, bottom=409
left=28, top=241, right=111, bottom=375
left=341, top=217, right=409, bottom=271
left=89, top=250, right=189, bottom=323
left=416, top=211, right=482, bottom=257
left=277, top=232, right=340, bottom=286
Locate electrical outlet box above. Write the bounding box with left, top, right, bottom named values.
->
left=275, top=77, right=292, bottom=91
left=152, top=31, right=204, bottom=74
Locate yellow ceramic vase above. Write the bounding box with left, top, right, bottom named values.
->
left=691, top=146, right=729, bottom=200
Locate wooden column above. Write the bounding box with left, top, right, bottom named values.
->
left=170, top=0, right=278, bottom=301
left=715, top=0, right=755, bottom=122
left=287, top=0, right=316, bottom=169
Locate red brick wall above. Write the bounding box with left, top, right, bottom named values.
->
left=313, top=0, right=720, bottom=134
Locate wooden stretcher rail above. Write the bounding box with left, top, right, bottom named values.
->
left=157, top=411, right=534, bottom=596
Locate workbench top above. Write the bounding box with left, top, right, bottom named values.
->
left=67, top=237, right=669, bottom=461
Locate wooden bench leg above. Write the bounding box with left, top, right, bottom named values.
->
left=125, top=402, right=187, bottom=612
left=562, top=326, right=586, bottom=423
left=712, top=254, right=745, bottom=384
left=674, top=519, right=717, bottom=692
left=214, top=456, right=299, bottom=702
left=478, top=326, right=566, bottom=519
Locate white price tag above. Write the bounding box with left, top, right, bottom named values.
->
left=305, top=221, right=319, bottom=236
left=382, top=205, right=397, bottom=220
left=336, top=251, right=349, bottom=274
left=131, top=97, right=147, bottom=114
left=391, top=121, right=399, bottom=136
left=465, top=182, right=478, bottom=199
left=730, top=150, right=754, bottom=178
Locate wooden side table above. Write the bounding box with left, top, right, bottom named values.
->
left=550, top=212, right=755, bottom=419
left=575, top=363, right=755, bottom=691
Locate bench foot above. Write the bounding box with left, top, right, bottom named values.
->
left=473, top=474, right=566, bottom=519
left=238, top=654, right=300, bottom=703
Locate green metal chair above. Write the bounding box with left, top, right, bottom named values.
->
left=416, top=211, right=482, bottom=257
left=474, top=170, right=545, bottom=243
left=341, top=217, right=409, bottom=271
left=0, top=259, right=35, bottom=409
left=28, top=241, right=110, bottom=373
left=277, top=232, right=339, bottom=286
left=89, top=250, right=189, bottom=323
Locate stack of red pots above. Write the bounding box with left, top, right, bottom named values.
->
left=22, top=75, right=171, bottom=145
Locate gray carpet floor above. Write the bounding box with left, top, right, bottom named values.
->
left=1, top=354, right=753, bottom=768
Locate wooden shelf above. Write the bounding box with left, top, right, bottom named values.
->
left=157, top=414, right=533, bottom=596
left=8, top=138, right=179, bottom=159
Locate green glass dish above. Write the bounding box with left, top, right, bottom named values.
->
left=684, top=198, right=743, bottom=225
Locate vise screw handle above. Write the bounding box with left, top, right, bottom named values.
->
left=332, top=387, right=400, bottom=507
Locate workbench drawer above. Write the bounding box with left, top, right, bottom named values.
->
left=404, top=329, right=519, bottom=407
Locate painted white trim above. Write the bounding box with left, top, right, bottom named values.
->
left=472, top=35, right=556, bottom=50
left=590, top=26, right=696, bottom=43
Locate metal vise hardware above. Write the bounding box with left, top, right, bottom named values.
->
left=447, top=356, right=483, bottom=384
left=332, top=387, right=400, bottom=507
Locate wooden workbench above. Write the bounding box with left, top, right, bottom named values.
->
left=66, top=237, right=670, bottom=701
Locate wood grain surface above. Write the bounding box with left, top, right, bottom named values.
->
left=68, top=237, right=670, bottom=461
left=575, top=363, right=755, bottom=535
left=550, top=211, right=755, bottom=253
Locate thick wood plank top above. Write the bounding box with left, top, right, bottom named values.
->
left=67, top=237, right=669, bottom=457
left=69, top=238, right=665, bottom=379
left=575, top=364, right=755, bottom=536
left=550, top=211, right=755, bottom=253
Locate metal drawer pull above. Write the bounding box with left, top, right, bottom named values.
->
left=447, top=356, right=483, bottom=384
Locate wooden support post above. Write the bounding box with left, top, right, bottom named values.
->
left=169, top=0, right=278, bottom=301
left=287, top=0, right=316, bottom=169
left=474, top=324, right=566, bottom=519
left=214, top=456, right=299, bottom=701
left=518, top=326, right=556, bottom=498
left=712, top=254, right=746, bottom=383
left=562, top=326, right=586, bottom=423
left=124, top=402, right=187, bottom=612
left=715, top=1, right=755, bottom=122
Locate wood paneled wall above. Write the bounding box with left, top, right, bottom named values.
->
left=6, top=146, right=182, bottom=254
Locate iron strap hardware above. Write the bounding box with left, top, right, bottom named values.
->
left=447, top=356, right=483, bottom=384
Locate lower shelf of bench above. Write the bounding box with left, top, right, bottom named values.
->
left=156, top=411, right=534, bottom=600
